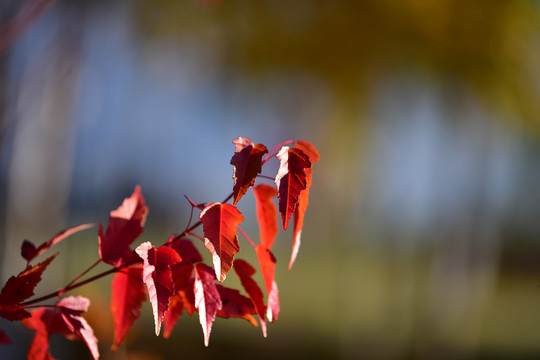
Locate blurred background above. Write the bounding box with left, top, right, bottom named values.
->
left=2, top=0, right=540, bottom=359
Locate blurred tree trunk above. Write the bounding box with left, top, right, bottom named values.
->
left=1, top=1, right=84, bottom=279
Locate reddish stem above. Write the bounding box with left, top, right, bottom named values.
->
left=21, top=192, right=235, bottom=306
left=237, top=226, right=257, bottom=248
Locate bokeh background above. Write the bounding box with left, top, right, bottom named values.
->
left=2, top=0, right=540, bottom=359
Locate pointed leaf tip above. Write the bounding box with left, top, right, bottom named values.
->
left=231, top=138, right=268, bottom=205
left=200, top=203, right=244, bottom=282
left=194, top=263, right=222, bottom=346
left=136, top=242, right=182, bottom=336
left=100, top=186, right=148, bottom=265
left=275, top=146, right=311, bottom=230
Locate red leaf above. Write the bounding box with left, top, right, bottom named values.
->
left=233, top=259, right=267, bottom=337
left=21, top=308, right=72, bottom=360
left=200, top=203, right=244, bottom=282
left=163, top=293, right=184, bottom=339
left=216, top=284, right=257, bottom=327
left=255, top=245, right=279, bottom=322
left=0, top=254, right=57, bottom=316
left=0, top=329, right=12, bottom=344
left=194, top=263, right=222, bottom=347
left=21, top=223, right=94, bottom=263
left=167, top=238, right=202, bottom=265
left=274, top=147, right=311, bottom=230
left=99, top=185, right=148, bottom=265
left=290, top=140, right=319, bottom=269
left=253, top=184, right=278, bottom=249
left=58, top=296, right=99, bottom=360
left=230, top=136, right=268, bottom=205
left=135, top=242, right=182, bottom=336
left=110, top=264, right=146, bottom=351
left=0, top=304, right=30, bottom=321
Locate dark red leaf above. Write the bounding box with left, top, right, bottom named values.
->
left=216, top=284, right=257, bottom=327
left=255, top=245, right=279, bottom=322
left=194, top=263, right=222, bottom=347
left=233, top=259, right=267, bottom=337
left=58, top=296, right=99, bottom=360
left=167, top=238, right=202, bottom=265
left=200, top=203, right=244, bottom=282
left=22, top=223, right=94, bottom=263
left=253, top=184, right=278, bottom=249
left=110, top=264, right=146, bottom=351
left=0, top=304, right=30, bottom=321
left=0, top=329, right=11, bottom=344
left=21, top=308, right=72, bottom=360
left=275, top=147, right=311, bottom=230
left=99, top=185, right=148, bottom=265
left=163, top=293, right=184, bottom=339
left=230, top=136, right=268, bottom=205
left=0, top=254, right=57, bottom=311
left=135, top=242, right=182, bottom=336
left=290, top=140, right=319, bottom=269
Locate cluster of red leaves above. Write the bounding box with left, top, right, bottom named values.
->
left=0, top=137, right=318, bottom=359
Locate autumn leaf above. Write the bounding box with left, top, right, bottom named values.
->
left=275, top=146, right=311, bottom=230
left=58, top=296, right=99, bottom=360
left=253, top=184, right=279, bottom=249
left=136, top=242, right=182, bottom=336
left=167, top=238, right=203, bottom=265
left=200, top=202, right=244, bottom=282
left=290, top=140, right=319, bottom=269
left=216, top=284, right=257, bottom=327
left=21, top=223, right=94, bottom=264
left=21, top=308, right=72, bottom=360
left=233, top=259, right=267, bottom=337
left=99, top=185, right=148, bottom=265
left=0, top=329, right=11, bottom=344
left=230, top=137, right=268, bottom=205
left=255, top=245, right=279, bottom=322
left=110, top=264, right=146, bottom=351
left=194, top=263, right=222, bottom=347
left=0, top=254, right=57, bottom=320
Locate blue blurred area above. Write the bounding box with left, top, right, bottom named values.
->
left=2, top=1, right=540, bottom=359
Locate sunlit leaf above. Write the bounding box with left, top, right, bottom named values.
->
left=110, top=264, right=146, bottom=351
left=233, top=259, right=267, bottom=337
left=275, top=146, right=311, bottom=230
left=200, top=203, right=244, bottom=282
left=230, top=136, right=268, bottom=205
left=136, top=242, right=182, bottom=336
left=290, top=140, right=319, bottom=269
left=253, top=184, right=278, bottom=249
left=99, top=185, right=148, bottom=265
left=194, top=263, right=222, bottom=347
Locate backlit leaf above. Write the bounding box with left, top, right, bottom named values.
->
left=136, top=242, right=182, bottom=336
left=216, top=284, right=257, bottom=327
left=99, top=185, right=148, bottom=265
left=253, top=184, right=278, bottom=249
left=0, top=254, right=57, bottom=320
left=58, top=296, right=99, bottom=360
left=21, top=308, right=72, bottom=360
left=200, top=203, right=244, bottom=282
left=275, top=146, right=311, bottom=230
left=233, top=259, right=267, bottom=337
left=194, top=263, right=222, bottom=347
left=230, top=136, right=268, bottom=205
left=255, top=245, right=279, bottom=322
left=110, top=264, right=146, bottom=351
left=290, top=140, right=319, bottom=269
